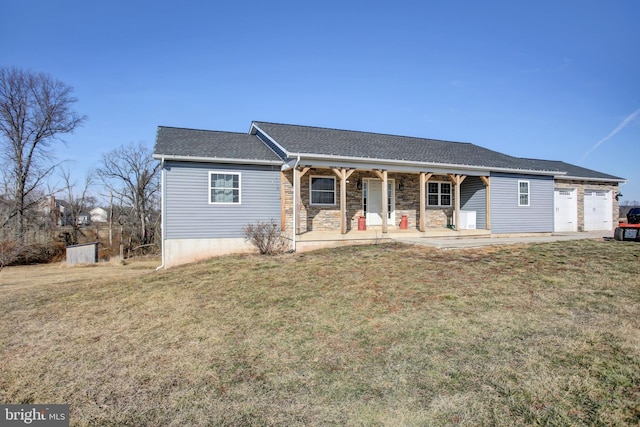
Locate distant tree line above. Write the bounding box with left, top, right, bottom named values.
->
left=0, top=67, right=160, bottom=270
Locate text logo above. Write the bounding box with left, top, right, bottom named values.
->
left=1, top=405, right=69, bottom=426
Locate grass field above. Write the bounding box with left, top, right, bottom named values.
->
left=1, top=240, right=640, bottom=426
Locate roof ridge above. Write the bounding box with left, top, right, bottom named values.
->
left=158, top=125, right=248, bottom=135
left=253, top=121, right=474, bottom=146
left=520, top=157, right=563, bottom=163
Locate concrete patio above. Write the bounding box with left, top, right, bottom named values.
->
left=294, top=226, right=490, bottom=252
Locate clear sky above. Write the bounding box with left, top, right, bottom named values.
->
left=3, top=0, right=639, bottom=202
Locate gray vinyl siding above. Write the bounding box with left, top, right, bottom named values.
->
left=459, top=176, right=486, bottom=229
left=490, top=173, right=554, bottom=233
left=164, top=161, right=281, bottom=239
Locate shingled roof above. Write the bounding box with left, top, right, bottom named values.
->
left=154, top=126, right=282, bottom=163
left=153, top=122, right=623, bottom=181
left=251, top=121, right=561, bottom=172
left=519, top=159, right=624, bottom=181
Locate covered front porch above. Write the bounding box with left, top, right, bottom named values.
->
left=282, top=166, right=492, bottom=241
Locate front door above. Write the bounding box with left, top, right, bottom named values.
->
left=364, top=179, right=395, bottom=226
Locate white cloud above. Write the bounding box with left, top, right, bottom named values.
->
left=580, top=108, right=640, bottom=161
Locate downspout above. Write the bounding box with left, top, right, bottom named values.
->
left=156, top=157, right=166, bottom=271
left=292, top=155, right=300, bottom=252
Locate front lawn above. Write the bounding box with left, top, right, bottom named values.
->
left=1, top=240, right=639, bottom=425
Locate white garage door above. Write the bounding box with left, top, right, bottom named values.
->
left=584, top=190, right=612, bottom=231
left=554, top=189, right=577, bottom=232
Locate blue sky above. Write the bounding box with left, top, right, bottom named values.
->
left=3, top=0, right=639, bottom=202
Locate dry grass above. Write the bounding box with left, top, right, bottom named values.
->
left=1, top=240, right=640, bottom=426
left=0, top=258, right=160, bottom=291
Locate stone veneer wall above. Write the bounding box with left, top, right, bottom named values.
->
left=282, top=169, right=342, bottom=233
left=282, top=170, right=294, bottom=234
left=283, top=169, right=455, bottom=233
left=554, top=180, right=619, bottom=231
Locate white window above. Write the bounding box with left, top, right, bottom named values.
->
left=518, top=180, right=530, bottom=206
left=310, top=176, right=336, bottom=205
left=209, top=172, right=240, bottom=204
left=427, top=182, right=452, bottom=207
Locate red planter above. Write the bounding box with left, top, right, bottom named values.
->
left=399, top=215, right=408, bottom=229
left=358, top=216, right=366, bottom=231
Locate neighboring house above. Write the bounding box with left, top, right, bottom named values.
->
left=45, top=197, right=70, bottom=226
left=76, top=212, right=90, bottom=226
left=44, top=196, right=96, bottom=226
left=153, top=121, right=625, bottom=268
left=44, top=197, right=100, bottom=226
left=90, top=207, right=108, bottom=223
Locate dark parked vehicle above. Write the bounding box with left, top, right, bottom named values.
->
left=627, top=208, right=640, bottom=224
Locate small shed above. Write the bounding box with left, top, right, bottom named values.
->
left=66, top=242, right=98, bottom=265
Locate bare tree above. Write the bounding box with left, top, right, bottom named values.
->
left=59, top=166, right=96, bottom=245
left=0, top=67, right=86, bottom=243
left=97, top=141, right=160, bottom=254
left=0, top=182, right=22, bottom=270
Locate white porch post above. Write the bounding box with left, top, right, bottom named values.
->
left=448, top=174, right=466, bottom=231
left=419, top=172, right=433, bottom=232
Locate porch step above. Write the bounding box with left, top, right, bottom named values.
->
left=296, top=228, right=491, bottom=242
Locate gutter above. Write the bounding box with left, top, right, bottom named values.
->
left=559, top=175, right=627, bottom=183
left=151, top=154, right=282, bottom=166
left=617, top=180, right=628, bottom=199
left=156, top=156, right=166, bottom=271
left=286, top=152, right=563, bottom=177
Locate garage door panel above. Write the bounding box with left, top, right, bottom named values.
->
left=554, top=189, right=577, bottom=232
left=584, top=190, right=612, bottom=231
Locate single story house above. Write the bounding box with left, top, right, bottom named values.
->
left=153, top=121, right=625, bottom=268
left=76, top=212, right=90, bottom=226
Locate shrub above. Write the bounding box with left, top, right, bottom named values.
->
left=243, top=220, right=287, bottom=255
left=0, top=240, right=65, bottom=270
left=0, top=240, right=21, bottom=271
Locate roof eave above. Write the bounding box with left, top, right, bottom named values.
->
left=558, top=175, right=627, bottom=183
left=152, top=153, right=282, bottom=166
